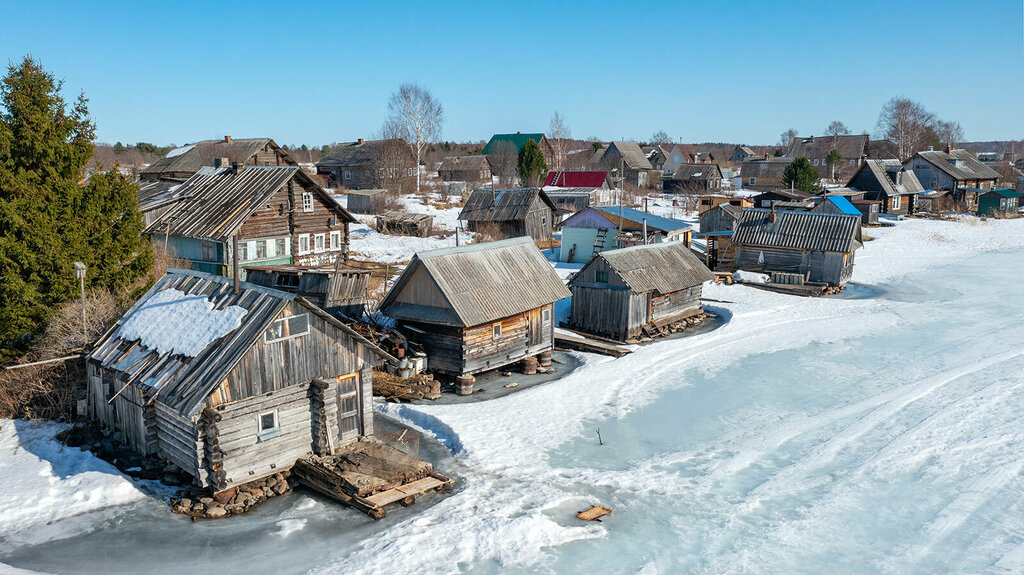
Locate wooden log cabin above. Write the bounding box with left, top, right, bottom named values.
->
left=438, top=155, right=492, bottom=184
left=378, top=237, right=571, bottom=378
left=140, top=136, right=296, bottom=182
left=568, top=242, right=715, bottom=342
left=86, top=269, right=396, bottom=492
left=732, top=208, right=863, bottom=286
left=144, top=165, right=355, bottom=279
left=316, top=138, right=416, bottom=192
left=458, top=188, right=556, bottom=241
left=846, top=159, right=924, bottom=215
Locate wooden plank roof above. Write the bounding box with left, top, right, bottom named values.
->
left=89, top=269, right=392, bottom=417
left=852, top=159, right=925, bottom=197
left=317, top=139, right=411, bottom=167
left=379, top=237, right=571, bottom=327
left=458, top=188, right=555, bottom=222
left=672, top=163, right=723, bottom=181
left=574, top=242, right=714, bottom=295
left=438, top=155, right=489, bottom=172
left=145, top=166, right=354, bottom=240
left=733, top=208, right=863, bottom=253
left=788, top=134, right=868, bottom=159
left=605, top=141, right=653, bottom=170
left=740, top=157, right=793, bottom=179
left=911, top=149, right=1001, bottom=182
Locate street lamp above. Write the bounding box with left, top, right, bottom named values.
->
left=73, top=262, right=86, bottom=345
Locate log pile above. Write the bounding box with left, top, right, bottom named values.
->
left=372, top=370, right=440, bottom=400
left=631, top=311, right=712, bottom=343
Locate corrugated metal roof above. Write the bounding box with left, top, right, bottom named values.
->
left=544, top=171, right=608, bottom=187
left=733, top=208, right=863, bottom=253
left=578, top=242, right=714, bottom=295
left=141, top=138, right=291, bottom=177
left=458, top=188, right=554, bottom=222
left=145, top=166, right=354, bottom=240
left=481, top=133, right=545, bottom=155
left=379, top=237, right=570, bottom=327
left=856, top=159, right=924, bottom=196
left=590, top=206, right=691, bottom=234
left=788, top=134, right=868, bottom=159
left=673, top=163, right=723, bottom=181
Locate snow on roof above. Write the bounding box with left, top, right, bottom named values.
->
left=164, top=144, right=196, bottom=159
left=115, top=288, right=248, bottom=357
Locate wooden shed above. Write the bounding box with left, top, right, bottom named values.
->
left=244, top=265, right=370, bottom=319
left=376, top=212, right=434, bottom=237
left=568, top=242, right=715, bottom=342
left=732, top=208, right=863, bottom=286
left=86, top=269, right=395, bottom=493
left=697, top=203, right=742, bottom=271
left=378, top=237, right=571, bottom=378
left=438, top=155, right=491, bottom=183
left=346, top=189, right=389, bottom=214
left=458, top=188, right=556, bottom=241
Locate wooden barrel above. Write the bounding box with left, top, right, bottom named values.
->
left=455, top=375, right=475, bottom=396
left=521, top=356, right=538, bottom=375
left=537, top=351, right=552, bottom=367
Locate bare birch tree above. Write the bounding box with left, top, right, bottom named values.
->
left=779, top=128, right=799, bottom=149
left=876, top=97, right=935, bottom=161
left=382, top=83, right=444, bottom=194
left=935, top=120, right=964, bottom=151
left=488, top=141, right=519, bottom=187
left=548, top=111, right=571, bottom=171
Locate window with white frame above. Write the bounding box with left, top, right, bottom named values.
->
left=492, top=323, right=501, bottom=339
left=542, top=308, right=551, bottom=323
left=264, top=313, right=310, bottom=343
left=257, top=410, right=281, bottom=440
left=314, top=233, right=325, bottom=252
left=330, top=230, right=341, bottom=250
left=298, top=233, right=310, bottom=255
left=343, top=170, right=352, bottom=181
left=749, top=177, right=756, bottom=186
left=891, top=195, right=902, bottom=209
left=813, top=159, right=819, bottom=166
left=238, top=241, right=248, bottom=261
left=255, top=240, right=267, bottom=259
left=302, top=191, right=314, bottom=212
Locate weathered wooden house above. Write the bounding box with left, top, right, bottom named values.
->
left=145, top=165, right=355, bottom=278
left=568, top=242, right=715, bottom=342
left=788, top=135, right=869, bottom=179
left=697, top=203, right=742, bottom=270
left=740, top=157, right=793, bottom=190
left=596, top=141, right=655, bottom=188
left=558, top=206, right=692, bottom=263
left=140, top=137, right=296, bottom=182
left=378, top=237, right=570, bottom=378
left=438, top=155, right=491, bottom=183
left=345, top=189, right=390, bottom=215
left=915, top=191, right=953, bottom=213
left=316, top=139, right=416, bottom=192
left=904, top=148, right=1001, bottom=210
left=643, top=146, right=668, bottom=171
left=733, top=208, right=863, bottom=286
left=730, top=146, right=757, bottom=164
left=245, top=265, right=369, bottom=319
left=977, top=188, right=1022, bottom=216
left=666, top=164, right=724, bottom=193
left=87, top=269, right=393, bottom=492
left=697, top=194, right=754, bottom=214
left=458, top=188, right=556, bottom=241
left=846, top=159, right=924, bottom=215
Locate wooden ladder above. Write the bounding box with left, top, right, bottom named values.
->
left=593, top=228, right=608, bottom=253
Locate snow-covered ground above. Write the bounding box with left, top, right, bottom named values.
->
left=3, top=217, right=1024, bottom=574
left=339, top=192, right=470, bottom=263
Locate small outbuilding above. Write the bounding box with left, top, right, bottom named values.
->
left=977, top=188, right=1022, bottom=216
left=346, top=189, right=390, bottom=214
left=697, top=203, right=743, bottom=270
left=87, top=269, right=394, bottom=493
left=558, top=206, right=693, bottom=263
left=732, top=208, right=863, bottom=286
left=568, top=242, right=715, bottom=342
left=458, top=188, right=556, bottom=241
left=378, top=237, right=571, bottom=378
left=438, top=155, right=491, bottom=184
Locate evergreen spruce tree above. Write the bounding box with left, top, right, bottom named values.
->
left=0, top=56, right=151, bottom=359
left=782, top=157, right=822, bottom=193
left=517, top=139, right=547, bottom=187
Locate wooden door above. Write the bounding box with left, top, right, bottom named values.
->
left=527, top=311, right=543, bottom=347
left=336, top=374, right=360, bottom=441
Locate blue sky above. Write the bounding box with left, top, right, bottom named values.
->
left=2, top=0, right=1021, bottom=147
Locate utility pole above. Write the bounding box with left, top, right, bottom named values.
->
left=73, top=262, right=87, bottom=345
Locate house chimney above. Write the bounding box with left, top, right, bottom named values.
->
left=859, top=154, right=867, bottom=166
left=231, top=161, right=239, bottom=175
left=928, top=146, right=934, bottom=152
left=769, top=202, right=777, bottom=223
left=358, top=138, right=364, bottom=145
left=944, top=145, right=951, bottom=154
left=763, top=153, right=769, bottom=160
left=224, top=135, right=232, bottom=142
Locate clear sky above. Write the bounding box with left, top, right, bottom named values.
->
left=2, top=0, right=1021, bottom=147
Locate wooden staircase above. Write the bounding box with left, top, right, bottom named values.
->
left=593, top=228, right=609, bottom=254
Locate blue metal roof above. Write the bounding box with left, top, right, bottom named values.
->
left=827, top=195, right=862, bottom=216
left=591, top=206, right=692, bottom=233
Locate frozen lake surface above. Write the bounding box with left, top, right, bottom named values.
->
left=2, top=218, right=1024, bottom=574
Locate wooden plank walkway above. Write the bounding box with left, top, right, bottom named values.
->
left=554, top=330, right=631, bottom=358
left=365, top=475, right=448, bottom=506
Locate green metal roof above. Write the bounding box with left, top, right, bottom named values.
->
left=985, top=188, right=1024, bottom=198
left=482, top=133, right=545, bottom=154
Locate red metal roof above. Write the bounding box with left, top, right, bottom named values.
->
left=544, top=171, right=608, bottom=188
